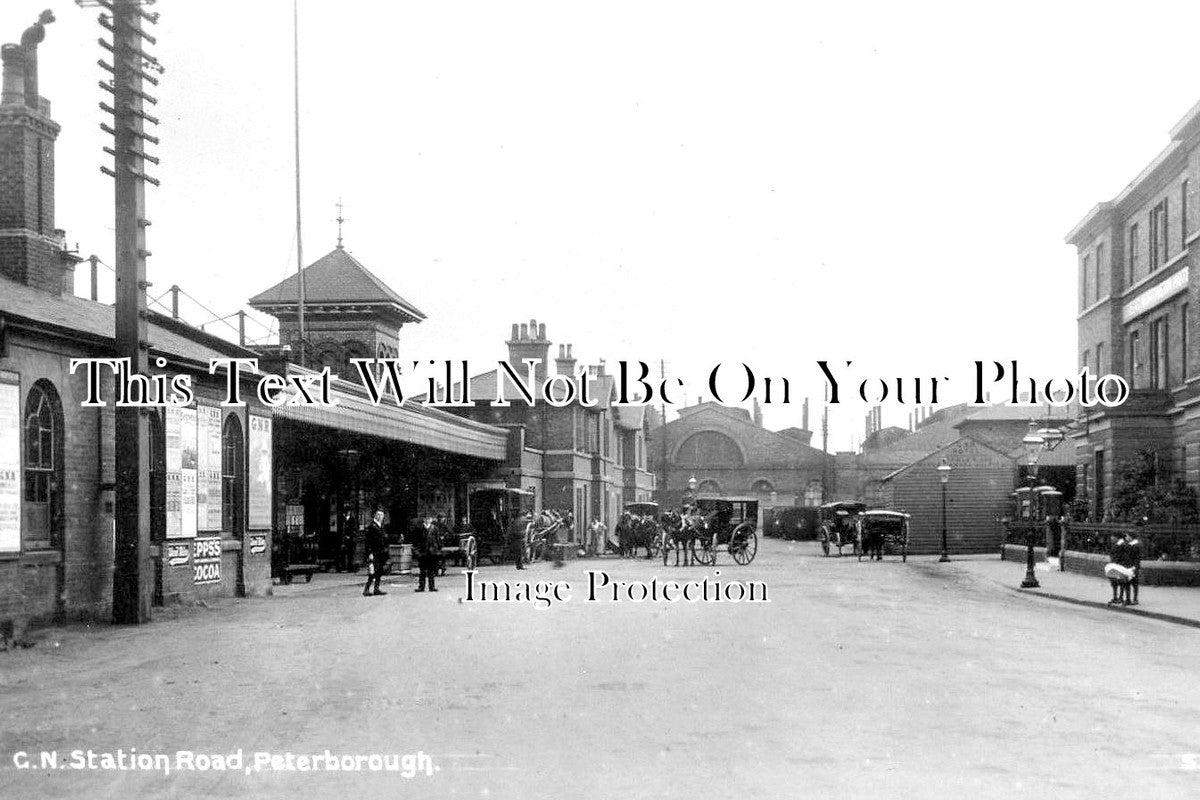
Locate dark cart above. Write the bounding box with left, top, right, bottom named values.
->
left=856, top=510, right=910, bottom=562
left=465, top=488, right=535, bottom=567
left=818, top=501, right=867, bottom=557
left=689, top=497, right=759, bottom=566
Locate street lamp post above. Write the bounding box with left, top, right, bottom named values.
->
left=937, top=458, right=951, bottom=562
left=1020, top=421, right=1045, bottom=589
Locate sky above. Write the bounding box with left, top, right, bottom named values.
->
left=4, top=1, right=1199, bottom=450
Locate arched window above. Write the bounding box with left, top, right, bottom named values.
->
left=23, top=380, right=63, bottom=548
left=676, top=431, right=744, bottom=468
left=316, top=349, right=340, bottom=374
left=751, top=479, right=774, bottom=494
left=222, top=415, right=245, bottom=534
left=697, top=479, right=721, bottom=495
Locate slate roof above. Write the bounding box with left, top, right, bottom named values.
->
left=0, top=275, right=254, bottom=367
left=248, top=247, right=425, bottom=322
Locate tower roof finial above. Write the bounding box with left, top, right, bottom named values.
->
left=336, top=198, right=345, bottom=249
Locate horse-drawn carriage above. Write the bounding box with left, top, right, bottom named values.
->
left=856, top=510, right=910, bottom=562
left=818, top=501, right=867, bottom=557
left=615, top=501, right=663, bottom=559
left=463, top=488, right=535, bottom=568
left=664, top=497, right=758, bottom=566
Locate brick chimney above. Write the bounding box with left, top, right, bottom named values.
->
left=0, top=12, right=76, bottom=295
left=506, top=318, right=551, bottom=382
left=555, top=343, right=577, bottom=376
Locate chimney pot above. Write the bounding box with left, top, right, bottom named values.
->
left=510, top=323, right=519, bottom=340
left=538, top=323, right=545, bottom=340
left=519, top=323, right=528, bottom=340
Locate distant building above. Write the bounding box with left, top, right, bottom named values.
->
left=648, top=400, right=829, bottom=510
left=1067, top=99, right=1200, bottom=517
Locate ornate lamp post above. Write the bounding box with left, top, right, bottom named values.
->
left=937, top=458, right=951, bottom=562
left=1020, top=421, right=1045, bottom=588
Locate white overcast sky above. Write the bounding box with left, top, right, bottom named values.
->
left=4, top=1, right=1198, bottom=450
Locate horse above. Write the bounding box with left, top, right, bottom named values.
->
left=661, top=510, right=709, bottom=566
left=858, top=520, right=883, bottom=561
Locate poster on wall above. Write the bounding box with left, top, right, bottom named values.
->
left=192, top=536, right=221, bottom=584
left=0, top=376, right=20, bottom=553
left=248, top=414, right=272, bottom=530
left=195, top=405, right=223, bottom=531
left=180, top=407, right=198, bottom=538
left=165, top=405, right=183, bottom=538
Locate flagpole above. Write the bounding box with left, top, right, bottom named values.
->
left=293, top=0, right=306, bottom=365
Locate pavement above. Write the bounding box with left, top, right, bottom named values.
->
left=4, top=539, right=1200, bottom=799
left=941, top=553, right=1200, bottom=629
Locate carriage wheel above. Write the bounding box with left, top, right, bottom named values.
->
left=730, top=528, right=757, bottom=565
left=690, top=535, right=716, bottom=566
left=464, top=536, right=478, bottom=571
left=820, top=531, right=830, bottom=556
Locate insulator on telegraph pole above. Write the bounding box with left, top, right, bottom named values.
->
left=81, top=0, right=163, bottom=625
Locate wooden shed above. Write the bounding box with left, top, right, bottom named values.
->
left=879, top=437, right=1016, bottom=555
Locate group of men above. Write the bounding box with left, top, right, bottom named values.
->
left=1106, top=528, right=1143, bottom=606
left=361, top=510, right=449, bottom=597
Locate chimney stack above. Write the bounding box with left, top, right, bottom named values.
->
left=0, top=12, right=73, bottom=295
left=555, top=343, right=577, bottom=376
left=505, top=318, right=552, bottom=383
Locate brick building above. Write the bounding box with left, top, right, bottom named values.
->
left=1067, top=99, right=1200, bottom=515
left=440, top=322, right=658, bottom=545
left=0, top=18, right=286, bottom=627
left=0, top=17, right=511, bottom=632
left=647, top=400, right=830, bottom=511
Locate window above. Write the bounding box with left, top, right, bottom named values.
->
left=1150, top=199, right=1169, bottom=270
left=1095, top=243, right=1104, bottom=301
left=221, top=415, right=245, bottom=534
left=1183, top=180, right=1190, bottom=248
left=1081, top=349, right=1090, bottom=377
left=22, top=381, right=63, bottom=548
left=1129, top=330, right=1140, bottom=389
left=1184, top=304, right=1191, bottom=381
left=1081, top=254, right=1091, bottom=307
left=1151, top=317, right=1169, bottom=389
left=1096, top=342, right=1105, bottom=375
left=1129, top=223, right=1139, bottom=282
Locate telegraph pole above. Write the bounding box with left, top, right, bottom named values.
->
left=89, top=0, right=162, bottom=624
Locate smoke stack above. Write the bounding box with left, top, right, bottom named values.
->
left=802, top=397, right=809, bottom=431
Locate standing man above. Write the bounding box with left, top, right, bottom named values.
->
left=362, top=509, right=389, bottom=597
left=509, top=509, right=530, bottom=570
left=414, top=516, right=442, bottom=592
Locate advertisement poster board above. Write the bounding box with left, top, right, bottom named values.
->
left=165, top=405, right=183, bottom=538
left=0, top=376, right=20, bottom=553
left=195, top=405, right=223, bottom=531
left=180, top=407, right=198, bottom=539
left=248, top=414, right=272, bottom=530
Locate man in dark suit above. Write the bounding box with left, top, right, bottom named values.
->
left=414, top=516, right=442, bottom=592
left=509, top=510, right=530, bottom=570
left=362, top=509, right=389, bottom=596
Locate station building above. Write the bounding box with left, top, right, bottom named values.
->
left=1067, top=99, right=1200, bottom=513
left=438, top=323, right=658, bottom=544
left=0, top=17, right=515, bottom=630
